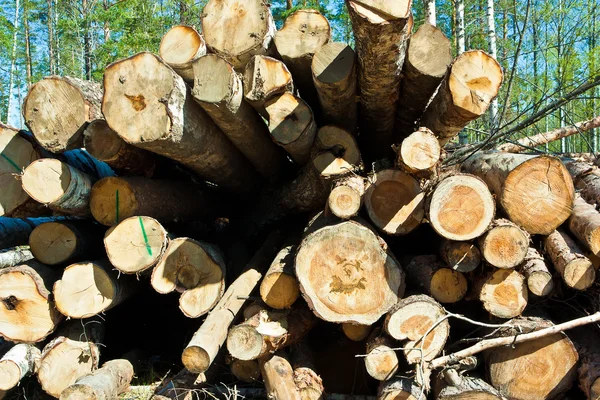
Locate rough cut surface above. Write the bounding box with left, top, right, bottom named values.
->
left=518, top=247, right=554, bottom=297
left=159, top=25, right=206, bottom=82
left=364, top=332, right=399, bottom=381
left=439, top=239, right=481, bottom=272
left=478, top=218, right=530, bottom=269
left=404, top=255, right=468, bottom=303
left=479, top=269, right=528, bottom=318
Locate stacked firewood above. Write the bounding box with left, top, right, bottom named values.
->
left=1, top=1, right=600, bottom=399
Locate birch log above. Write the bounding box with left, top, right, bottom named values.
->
left=0, top=344, right=40, bottom=390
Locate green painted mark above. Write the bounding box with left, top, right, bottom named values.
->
left=115, top=190, right=120, bottom=224
left=1, top=154, right=21, bottom=173
left=139, top=217, right=152, bottom=256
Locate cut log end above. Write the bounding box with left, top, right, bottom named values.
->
left=347, top=0, right=411, bottom=22
left=312, top=42, right=355, bottom=84
left=397, top=128, right=441, bottom=172
left=260, top=273, right=300, bottom=310
left=526, top=270, right=554, bottom=297
left=230, top=359, right=261, bottom=383
left=545, top=229, right=596, bottom=290
left=341, top=323, right=371, bottom=342
left=430, top=268, right=468, bottom=303
left=479, top=220, right=529, bottom=269
left=479, top=269, right=528, bottom=318
left=365, top=336, right=399, bottom=381
left=29, top=222, right=77, bottom=265
left=328, top=185, right=362, bottom=219
left=90, top=177, right=136, bottom=226
left=563, top=258, right=596, bottom=291
left=429, top=174, right=495, bottom=241
left=159, top=25, right=206, bottom=81
left=227, top=324, right=265, bottom=361
left=275, top=9, right=330, bottom=61
left=439, top=240, right=481, bottom=273
left=313, top=126, right=361, bottom=177
left=181, top=346, right=210, bottom=374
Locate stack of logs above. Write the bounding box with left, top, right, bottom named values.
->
left=1, top=0, right=600, bottom=399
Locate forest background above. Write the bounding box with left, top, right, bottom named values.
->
left=0, top=0, right=598, bottom=152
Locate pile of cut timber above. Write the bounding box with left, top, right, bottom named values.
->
left=2, top=1, right=600, bottom=399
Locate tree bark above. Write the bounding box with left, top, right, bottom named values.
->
left=23, top=76, right=103, bottom=153
left=564, top=159, right=600, bottom=208
left=394, top=24, right=452, bottom=139
left=428, top=174, right=495, bottom=241
left=274, top=9, right=331, bottom=119
left=260, top=353, right=302, bottom=400
left=0, top=344, right=40, bottom=390
left=478, top=218, right=530, bottom=269
left=6, top=0, right=19, bottom=121
left=327, top=175, right=365, bottom=219
left=83, top=120, right=156, bottom=177
left=461, top=153, right=575, bottom=235
left=90, top=176, right=218, bottom=226
left=455, top=0, right=466, bottom=54
left=291, top=342, right=324, bottom=400
left=192, top=54, right=287, bottom=182
left=0, top=261, right=63, bottom=343
left=364, top=331, right=399, bottom=381
left=364, top=169, right=425, bottom=235
left=228, top=357, right=261, bottom=383
left=59, top=359, right=134, bottom=400
left=23, top=2, right=32, bottom=86
left=434, top=369, right=503, bottom=399
left=104, top=216, right=169, bottom=275
left=477, top=269, right=528, bottom=318
left=517, top=247, right=554, bottom=297
left=0, top=247, right=34, bottom=268
left=424, top=0, right=436, bottom=25
left=151, top=238, right=226, bottom=318
left=47, top=0, right=55, bottom=74
left=181, top=232, right=283, bottom=373
left=295, top=219, right=404, bottom=324
left=395, top=127, right=441, bottom=177
left=378, top=378, right=424, bottom=400
left=420, top=51, right=502, bottom=145
left=578, top=343, right=600, bottom=400
left=312, top=42, right=357, bottom=133
left=102, top=52, right=260, bottom=193
left=544, top=229, right=595, bottom=291
left=260, top=245, right=300, bottom=309
left=404, top=255, right=468, bottom=304
left=159, top=25, right=206, bottom=83
left=439, top=239, right=481, bottom=273
left=347, top=0, right=412, bottom=159
left=243, top=55, right=295, bottom=118
left=568, top=195, right=600, bottom=255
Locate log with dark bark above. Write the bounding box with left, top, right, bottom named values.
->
left=364, top=330, right=399, bottom=381
left=260, top=245, right=300, bottom=309
left=23, top=76, right=102, bottom=153
left=404, top=255, right=468, bottom=304
left=517, top=247, right=554, bottom=297
left=83, top=119, right=156, bottom=177
left=384, top=294, right=449, bottom=364
left=312, top=42, right=357, bottom=133
left=151, top=237, right=226, bottom=318
left=395, top=127, right=441, bottom=178
left=420, top=50, right=502, bottom=145
left=347, top=0, right=413, bottom=159
left=439, top=239, right=481, bottom=273
left=578, top=342, right=600, bottom=400
left=274, top=9, right=331, bottom=117
left=159, top=25, right=206, bottom=83
left=394, top=24, right=453, bottom=139
left=0, top=261, right=63, bottom=343
left=544, top=229, right=595, bottom=290
left=478, top=218, right=530, bottom=269
left=291, top=343, right=324, bottom=400
left=192, top=54, right=287, bottom=182
left=90, top=176, right=217, bottom=226
left=53, top=260, right=136, bottom=318
left=378, top=378, right=424, bottom=400
left=364, top=169, right=425, bottom=236
left=477, top=269, right=528, bottom=318
left=201, top=0, right=275, bottom=69
left=564, top=159, right=600, bottom=207
left=260, top=353, right=302, bottom=400
left=327, top=176, right=365, bottom=219
left=102, top=52, right=260, bottom=193
left=59, top=359, right=134, bottom=400
left=295, top=219, right=404, bottom=324
left=243, top=55, right=295, bottom=118
left=0, top=344, right=40, bottom=390
left=428, top=174, right=495, bottom=241
left=434, top=369, right=503, bottom=400
left=462, top=153, right=575, bottom=235
left=569, top=195, right=600, bottom=256
left=228, top=357, right=261, bottom=383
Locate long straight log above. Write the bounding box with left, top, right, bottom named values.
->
left=0, top=344, right=40, bottom=390
left=461, top=153, right=575, bottom=235
left=347, top=0, right=413, bottom=159
left=544, top=229, right=595, bottom=290
left=569, top=195, right=600, bottom=255
left=260, top=353, right=302, bottom=400
left=159, top=25, right=206, bottom=83
left=23, top=76, right=103, bottom=153
left=102, top=52, right=259, bottom=193
left=59, top=359, right=134, bottom=400
left=517, top=247, right=554, bottom=297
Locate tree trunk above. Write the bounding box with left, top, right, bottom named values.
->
left=83, top=120, right=156, bottom=177
left=434, top=369, right=503, bottom=399
left=394, top=25, right=452, bottom=139
left=291, top=343, right=324, bottom=400
left=22, top=159, right=95, bottom=217
left=347, top=0, right=412, bottom=159
left=295, top=220, right=404, bottom=324
left=159, top=25, right=206, bottom=83
left=455, top=0, right=466, bottom=54
left=461, top=153, right=575, bottom=235
left=578, top=344, right=600, bottom=400
left=37, top=337, right=101, bottom=398
left=544, top=229, right=595, bottom=291
left=486, top=0, right=498, bottom=127
left=274, top=9, right=331, bottom=119
left=102, top=52, right=260, bottom=193
left=29, top=220, right=105, bottom=266
left=0, top=261, right=63, bottom=343
left=47, top=0, right=55, bottom=74
left=364, top=331, right=399, bottom=381
left=427, top=174, right=495, bottom=241
left=228, top=357, right=261, bottom=383
left=424, top=0, right=436, bottom=25
left=53, top=260, right=136, bottom=318
left=265, top=93, right=318, bottom=165
left=327, top=175, right=365, bottom=219
left=104, top=216, right=169, bottom=275
left=243, top=55, right=294, bottom=118
left=201, top=0, right=275, bottom=69
left=181, top=232, right=283, bottom=373
left=287, top=0, right=293, bottom=8
left=0, top=247, right=34, bottom=268
left=395, top=127, right=441, bottom=177
left=311, top=42, right=357, bottom=133
left=6, top=0, right=20, bottom=120
left=517, top=247, right=554, bottom=297
left=59, top=359, right=134, bottom=400
left=89, top=176, right=218, bottom=226
left=260, top=245, right=300, bottom=309
left=478, top=219, right=530, bottom=269
left=385, top=294, right=449, bottom=363
left=0, top=344, right=40, bottom=390
left=439, top=239, right=481, bottom=273
left=564, top=159, right=600, bottom=208
left=192, top=54, right=287, bottom=182
left=342, top=324, right=371, bottom=342
left=484, top=317, right=578, bottom=400
left=23, top=2, right=32, bottom=87
left=23, top=76, right=103, bottom=153
left=364, top=169, right=425, bottom=236
left=260, top=354, right=302, bottom=400
left=227, top=304, right=316, bottom=361
left=419, top=51, right=502, bottom=145
left=378, top=378, right=424, bottom=400
left=478, top=269, right=528, bottom=318
left=404, top=255, right=468, bottom=304
left=568, top=195, right=600, bottom=255
left=151, top=238, right=226, bottom=318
